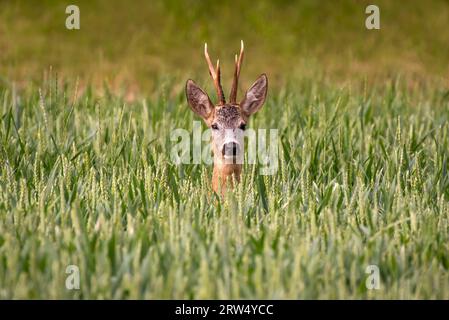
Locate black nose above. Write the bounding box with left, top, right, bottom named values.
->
left=222, top=142, right=239, bottom=157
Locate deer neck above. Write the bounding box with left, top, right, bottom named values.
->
left=212, top=156, right=242, bottom=194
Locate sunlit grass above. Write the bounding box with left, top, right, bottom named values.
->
left=0, top=75, right=448, bottom=299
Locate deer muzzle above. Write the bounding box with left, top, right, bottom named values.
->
left=222, top=142, right=240, bottom=158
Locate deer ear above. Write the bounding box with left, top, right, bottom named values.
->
left=185, top=79, right=214, bottom=120
left=240, top=74, right=268, bottom=116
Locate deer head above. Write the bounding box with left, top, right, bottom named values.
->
left=185, top=41, right=268, bottom=194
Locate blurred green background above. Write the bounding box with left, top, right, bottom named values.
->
left=1, top=0, right=448, bottom=94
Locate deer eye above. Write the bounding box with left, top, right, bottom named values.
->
left=211, top=124, right=219, bottom=130
left=239, top=123, right=246, bottom=130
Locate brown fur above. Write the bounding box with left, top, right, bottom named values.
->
left=212, top=162, right=242, bottom=194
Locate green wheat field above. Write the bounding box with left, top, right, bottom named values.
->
left=1, top=0, right=449, bottom=299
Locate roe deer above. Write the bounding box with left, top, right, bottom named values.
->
left=185, top=41, right=268, bottom=194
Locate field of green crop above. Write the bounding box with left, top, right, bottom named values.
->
left=0, top=74, right=448, bottom=299
left=1, top=0, right=449, bottom=300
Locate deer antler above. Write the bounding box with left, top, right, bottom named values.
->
left=229, top=40, right=244, bottom=104
left=204, top=43, right=226, bottom=105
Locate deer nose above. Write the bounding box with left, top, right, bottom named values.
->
left=222, top=142, right=239, bottom=157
